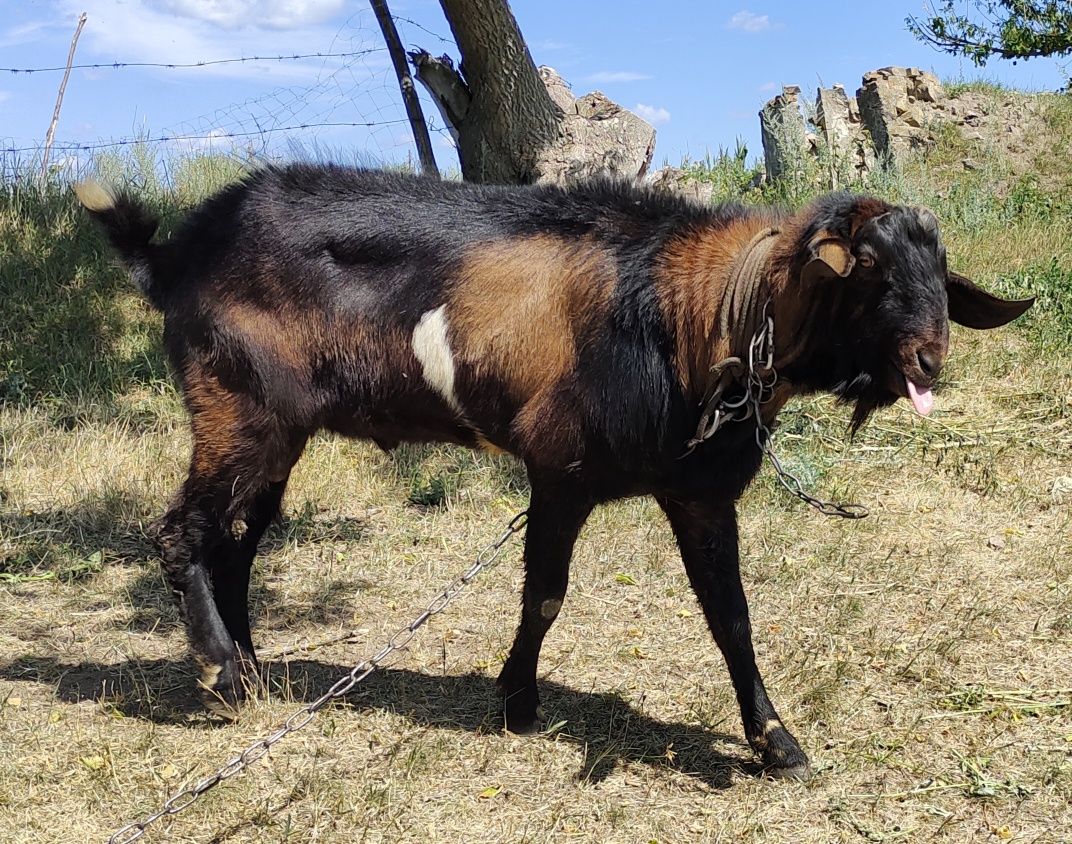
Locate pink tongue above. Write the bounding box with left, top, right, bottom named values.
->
left=906, top=377, right=934, bottom=416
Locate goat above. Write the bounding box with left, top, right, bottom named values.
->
left=77, top=166, right=1032, bottom=779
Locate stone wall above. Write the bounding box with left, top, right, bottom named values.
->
left=760, top=66, right=953, bottom=182
left=652, top=65, right=1047, bottom=200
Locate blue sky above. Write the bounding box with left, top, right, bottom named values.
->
left=1, top=0, right=1068, bottom=171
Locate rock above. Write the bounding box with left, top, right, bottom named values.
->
left=816, top=86, right=854, bottom=151
left=987, top=535, right=1006, bottom=550
left=539, top=66, right=577, bottom=113
left=532, top=66, right=656, bottom=185
left=647, top=166, right=715, bottom=204
left=574, top=91, right=619, bottom=120
left=756, top=64, right=1040, bottom=188
left=902, top=108, right=925, bottom=128
left=1052, top=476, right=1072, bottom=504
left=857, top=66, right=945, bottom=161
left=815, top=83, right=874, bottom=182
left=759, top=85, right=809, bottom=183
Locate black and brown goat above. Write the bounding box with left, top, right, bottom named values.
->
left=77, top=166, right=1032, bottom=778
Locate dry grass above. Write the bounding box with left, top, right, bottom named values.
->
left=2, top=113, right=1071, bottom=843
left=2, top=329, right=1069, bottom=844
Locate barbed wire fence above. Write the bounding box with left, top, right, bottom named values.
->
left=0, top=9, right=459, bottom=183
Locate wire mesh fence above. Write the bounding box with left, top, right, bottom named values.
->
left=0, top=7, right=458, bottom=183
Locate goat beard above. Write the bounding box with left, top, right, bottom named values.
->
left=835, top=372, right=898, bottom=435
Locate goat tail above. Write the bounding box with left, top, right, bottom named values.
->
left=74, top=180, right=170, bottom=310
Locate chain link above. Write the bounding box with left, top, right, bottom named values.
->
left=692, top=309, right=869, bottom=520
left=107, top=510, right=528, bottom=844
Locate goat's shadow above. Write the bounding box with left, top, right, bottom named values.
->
left=0, top=654, right=753, bottom=789
left=0, top=495, right=373, bottom=634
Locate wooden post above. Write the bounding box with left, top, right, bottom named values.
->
left=42, top=11, right=87, bottom=180
left=369, top=0, right=439, bottom=178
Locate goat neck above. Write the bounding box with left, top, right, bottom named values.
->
left=716, top=225, right=779, bottom=365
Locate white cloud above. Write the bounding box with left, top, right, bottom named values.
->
left=586, top=70, right=651, bottom=83
left=0, top=91, right=11, bottom=104
left=173, top=127, right=234, bottom=150
left=53, top=0, right=381, bottom=83
left=0, top=20, right=60, bottom=48
left=634, top=103, right=670, bottom=125
left=728, top=11, right=770, bottom=32
left=758, top=81, right=778, bottom=92
left=158, top=0, right=345, bottom=31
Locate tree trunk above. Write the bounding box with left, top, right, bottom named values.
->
left=413, top=0, right=655, bottom=185
left=438, top=0, right=562, bottom=183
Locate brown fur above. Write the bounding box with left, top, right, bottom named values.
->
left=223, top=301, right=310, bottom=370
left=184, top=364, right=249, bottom=478
left=451, top=236, right=617, bottom=462
left=656, top=217, right=776, bottom=397
left=450, top=236, right=616, bottom=400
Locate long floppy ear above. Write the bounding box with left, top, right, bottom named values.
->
left=947, top=271, right=1035, bottom=329
left=800, top=232, right=854, bottom=285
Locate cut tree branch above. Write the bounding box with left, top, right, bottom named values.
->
left=408, top=48, right=471, bottom=141
left=42, top=11, right=87, bottom=179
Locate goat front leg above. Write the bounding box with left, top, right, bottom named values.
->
left=658, top=496, right=810, bottom=779
left=497, top=478, right=593, bottom=734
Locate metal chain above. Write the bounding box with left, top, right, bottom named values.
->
left=107, top=510, right=528, bottom=844
left=694, top=309, right=869, bottom=520
left=748, top=317, right=869, bottom=519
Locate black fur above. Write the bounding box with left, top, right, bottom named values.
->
left=79, top=164, right=1032, bottom=780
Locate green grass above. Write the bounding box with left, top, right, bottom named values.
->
left=678, top=142, right=764, bottom=200
left=942, top=77, right=1016, bottom=98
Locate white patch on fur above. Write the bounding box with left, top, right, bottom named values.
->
left=412, top=305, right=461, bottom=412
left=540, top=599, right=562, bottom=620
left=73, top=179, right=115, bottom=211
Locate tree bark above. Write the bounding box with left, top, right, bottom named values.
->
left=411, top=0, right=655, bottom=186
left=437, top=0, right=563, bottom=183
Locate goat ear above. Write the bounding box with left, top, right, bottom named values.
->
left=946, top=271, right=1035, bottom=329
left=801, top=232, right=854, bottom=285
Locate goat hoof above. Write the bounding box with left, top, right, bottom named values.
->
left=502, top=695, right=543, bottom=735
left=198, top=658, right=245, bottom=719
left=751, top=720, right=810, bottom=781
left=760, top=743, right=812, bottom=781
left=764, top=760, right=812, bottom=781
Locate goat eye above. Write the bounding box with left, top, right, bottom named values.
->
left=858, top=253, right=875, bottom=269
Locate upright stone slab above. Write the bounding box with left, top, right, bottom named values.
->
left=857, top=67, right=945, bottom=162
left=760, top=85, right=809, bottom=183
left=816, top=83, right=874, bottom=183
